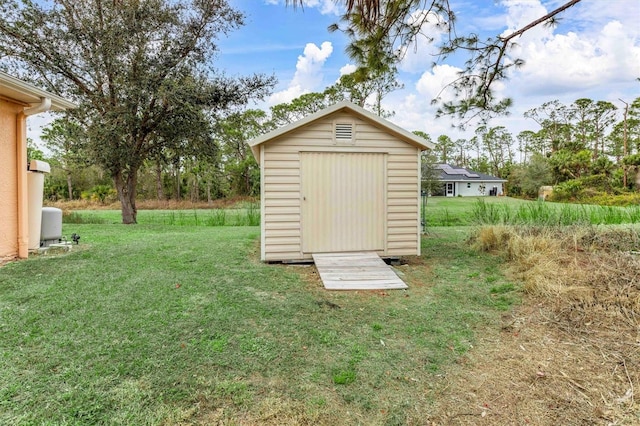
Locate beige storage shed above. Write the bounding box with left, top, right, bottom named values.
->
left=249, top=101, right=434, bottom=262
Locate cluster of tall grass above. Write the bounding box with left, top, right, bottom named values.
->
left=472, top=199, right=640, bottom=226
left=470, top=225, right=640, bottom=329
left=423, top=208, right=465, bottom=227
left=62, top=203, right=260, bottom=226
left=62, top=211, right=108, bottom=224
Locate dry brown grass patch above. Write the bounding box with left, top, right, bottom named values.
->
left=45, top=196, right=258, bottom=211
left=428, top=226, right=640, bottom=425
left=471, top=226, right=640, bottom=321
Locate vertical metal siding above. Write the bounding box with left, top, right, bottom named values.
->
left=416, top=148, right=421, bottom=256
left=260, top=112, right=421, bottom=261
left=301, top=152, right=385, bottom=253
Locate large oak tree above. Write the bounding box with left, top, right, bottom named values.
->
left=0, top=0, right=274, bottom=223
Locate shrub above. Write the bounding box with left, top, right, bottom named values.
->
left=550, top=180, right=583, bottom=201
left=575, top=192, right=640, bottom=207
left=82, top=185, right=117, bottom=204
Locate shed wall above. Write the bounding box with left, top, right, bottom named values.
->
left=261, top=112, right=421, bottom=261
left=0, top=100, right=21, bottom=258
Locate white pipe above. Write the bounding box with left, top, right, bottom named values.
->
left=24, top=97, right=51, bottom=116
left=19, top=97, right=52, bottom=255
left=16, top=113, right=29, bottom=258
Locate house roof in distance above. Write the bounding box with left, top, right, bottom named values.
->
left=0, top=71, right=76, bottom=111
left=435, top=164, right=507, bottom=182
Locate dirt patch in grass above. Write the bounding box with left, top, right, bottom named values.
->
left=394, top=255, right=433, bottom=290
left=427, top=300, right=639, bottom=425
left=426, top=226, right=640, bottom=425
left=285, top=263, right=322, bottom=289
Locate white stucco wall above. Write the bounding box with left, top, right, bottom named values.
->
left=446, top=181, right=504, bottom=197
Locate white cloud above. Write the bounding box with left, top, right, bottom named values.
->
left=26, top=113, right=55, bottom=150
left=303, top=0, right=341, bottom=15
left=445, top=1, right=638, bottom=103
left=339, top=63, right=357, bottom=76
left=398, top=10, right=448, bottom=73
left=568, top=0, right=640, bottom=38
left=415, top=64, right=463, bottom=103
left=268, top=85, right=306, bottom=105
left=265, top=0, right=639, bottom=142
left=269, top=41, right=334, bottom=104
left=503, top=0, right=640, bottom=97
left=264, top=0, right=342, bottom=15
left=381, top=92, right=472, bottom=141
left=500, top=0, right=550, bottom=41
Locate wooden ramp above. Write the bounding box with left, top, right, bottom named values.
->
left=312, top=252, right=408, bottom=290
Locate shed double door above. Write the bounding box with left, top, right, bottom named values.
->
left=301, top=152, right=385, bottom=253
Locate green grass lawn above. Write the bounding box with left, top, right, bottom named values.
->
left=423, top=196, right=529, bottom=226
left=0, top=224, right=517, bottom=425
left=66, top=196, right=640, bottom=229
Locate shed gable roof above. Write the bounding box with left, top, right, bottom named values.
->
left=248, top=101, right=434, bottom=164
left=0, top=71, right=76, bottom=111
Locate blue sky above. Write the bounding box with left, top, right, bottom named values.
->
left=28, top=0, right=640, bottom=146
left=213, top=0, right=640, bottom=141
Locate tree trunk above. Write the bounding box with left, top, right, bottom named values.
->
left=66, top=170, right=73, bottom=200
left=155, top=160, right=164, bottom=201
left=190, top=174, right=199, bottom=202
left=114, top=169, right=138, bottom=224
left=174, top=165, right=181, bottom=200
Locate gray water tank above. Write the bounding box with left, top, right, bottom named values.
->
left=41, top=207, right=62, bottom=247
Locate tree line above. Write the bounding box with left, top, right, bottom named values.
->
left=36, top=93, right=640, bottom=206
left=424, top=97, right=640, bottom=201
left=34, top=72, right=398, bottom=204
left=0, top=0, right=619, bottom=222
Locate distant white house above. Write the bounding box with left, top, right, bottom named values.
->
left=431, top=164, right=507, bottom=197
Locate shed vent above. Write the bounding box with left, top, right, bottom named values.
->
left=335, top=123, right=353, bottom=140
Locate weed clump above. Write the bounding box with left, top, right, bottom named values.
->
left=62, top=211, right=107, bottom=224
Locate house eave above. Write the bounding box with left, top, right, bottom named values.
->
left=0, top=71, right=76, bottom=111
